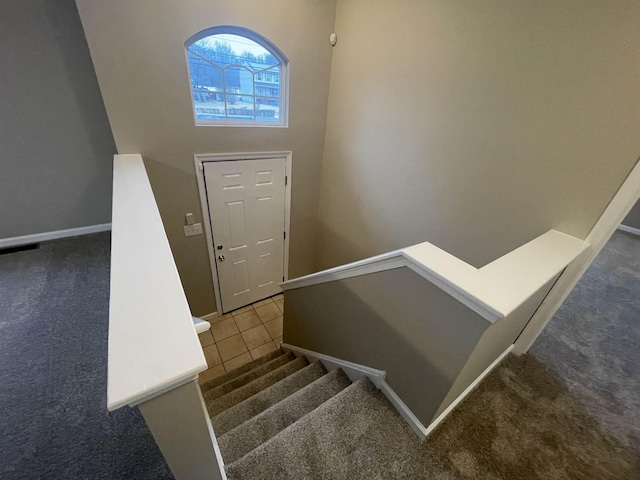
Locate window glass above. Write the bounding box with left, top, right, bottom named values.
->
left=186, top=31, right=287, bottom=126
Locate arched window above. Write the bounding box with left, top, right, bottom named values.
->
left=185, top=26, right=288, bottom=127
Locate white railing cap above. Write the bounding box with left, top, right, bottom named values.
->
left=282, top=230, right=589, bottom=323
left=108, top=154, right=207, bottom=411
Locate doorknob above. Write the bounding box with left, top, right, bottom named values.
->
left=217, top=244, right=224, bottom=250
left=218, top=255, right=225, bottom=262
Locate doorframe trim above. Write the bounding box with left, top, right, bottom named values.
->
left=194, top=151, right=293, bottom=314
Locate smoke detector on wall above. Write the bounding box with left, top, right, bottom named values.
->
left=329, top=33, right=337, bottom=46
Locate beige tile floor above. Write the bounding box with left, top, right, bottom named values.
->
left=198, top=294, right=284, bottom=384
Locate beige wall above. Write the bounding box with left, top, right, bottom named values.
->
left=284, top=268, right=557, bottom=425
left=1, top=0, right=115, bottom=240
left=283, top=267, right=490, bottom=424
left=433, top=276, right=557, bottom=419
left=76, top=0, right=337, bottom=315
left=317, top=0, right=640, bottom=270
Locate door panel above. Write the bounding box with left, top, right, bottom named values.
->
left=256, top=197, right=273, bottom=241
left=204, top=158, right=286, bottom=312
left=232, top=260, right=250, bottom=295
left=226, top=201, right=248, bottom=249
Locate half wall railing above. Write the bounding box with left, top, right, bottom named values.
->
left=280, top=229, right=588, bottom=435
left=109, top=154, right=226, bottom=480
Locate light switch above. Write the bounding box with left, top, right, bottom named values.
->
left=184, top=223, right=203, bottom=237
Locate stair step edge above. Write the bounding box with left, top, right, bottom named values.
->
left=224, top=378, right=378, bottom=477
left=200, top=349, right=284, bottom=393
left=206, top=351, right=296, bottom=401
left=206, top=356, right=310, bottom=417
left=219, top=368, right=352, bottom=464
left=211, top=360, right=327, bottom=436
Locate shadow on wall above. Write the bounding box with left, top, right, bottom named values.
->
left=283, top=267, right=490, bottom=425
left=42, top=0, right=116, bottom=229
left=1, top=0, right=116, bottom=239
left=142, top=157, right=217, bottom=316
left=314, top=217, right=372, bottom=271
left=314, top=183, right=552, bottom=274
left=622, top=199, right=640, bottom=230
left=43, top=0, right=116, bottom=173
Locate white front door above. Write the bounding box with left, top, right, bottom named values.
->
left=204, top=158, right=286, bottom=312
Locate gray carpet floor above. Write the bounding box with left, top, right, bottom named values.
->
left=2, top=230, right=639, bottom=479
left=206, top=351, right=638, bottom=479
left=422, top=230, right=640, bottom=478
left=428, top=354, right=639, bottom=479
left=532, top=230, right=640, bottom=452
left=213, top=230, right=640, bottom=479
left=422, top=231, right=640, bottom=478
left=0, top=233, right=172, bottom=480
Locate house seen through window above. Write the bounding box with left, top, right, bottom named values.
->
left=185, top=27, right=288, bottom=126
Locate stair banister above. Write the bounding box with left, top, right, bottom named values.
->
left=280, top=228, right=589, bottom=433
left=281, top=230, right=588, bottom=323
left=109, top=154, right=226, bottom=480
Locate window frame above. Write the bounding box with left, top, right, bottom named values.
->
left=184, top=26, right=289, bottom=128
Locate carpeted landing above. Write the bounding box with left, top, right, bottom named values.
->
left=532, top=230, right=640, bottom=454
left=0, top=233, right=172, bottom=480
left=203, top=348, right=639, bottom=479
left=3, top=232, right=638, bottom=479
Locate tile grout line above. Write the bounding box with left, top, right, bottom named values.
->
left=200, top=295, right=284, bottom=375
left=226, top=306, right=253, bottom=372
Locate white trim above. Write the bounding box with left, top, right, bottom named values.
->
left=279, top=252, right=406, bottom=290
left=184, top=25, right=289, bottom=129
left=129, top=374, right=199, bottom=408
left=281, top=343, right=387, bottom=388
left=194, top=151, right=292, bottom=314
left=425, top=344, right=514, bottom=437
left=0, top=223, right=112, bottom=249
left=514, top=156, right=640, bottom=354
left=195, top=163, right=223, bottom=314
left=617, top=224, right=640, bottom=237
left=197, top=382, right=229, bottom=480
left=379, top=381, right=428, bottom=440
left=283, top=157, right=292, bottom=281
left=109, top=154, right=207, bottom=411
left=281, top=230, right=588, bottom=324
left=282, top=343, right=428, bottom=439
left=200, top=312, right=219, bottom=322
left=192, top=317, right=211, bottom=334
left=195, top=151, right=293, bottom=162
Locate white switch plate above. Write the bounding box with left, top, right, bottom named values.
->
left=184, top=223, right=203, bottom=237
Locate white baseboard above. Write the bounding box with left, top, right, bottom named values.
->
left=192, top=316, right=211, bottom=334
left=617, top=224, right=640, bottom=237
left=192, top=312, right=218, bottom=334
left=0, top=223, right=112, bottom=249
left=425, top=344, right=514, bottom=437
left=280, top=344, right=386, bottom=387
left=379, top=381, right=428, bottom=440
left=200, top=312, right=219, bottom=322
left=281, top=343, right=513, bottom=442
left=281, top=343, right=428, bottom=439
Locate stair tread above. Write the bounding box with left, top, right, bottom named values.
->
left=225, top=378, right=426, bottom=480
left=200, top=349, right=283, bottom=394
left=205, top=352, right=295, bottom=401
left=212, top=361, right=327, bottom=436
left=205, top=356, right=309, bottom=417
left=219, top=368, right=352, bottom=464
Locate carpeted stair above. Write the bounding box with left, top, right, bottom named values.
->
left=205, top=353, right=308, bottom=417
left=203, top=348, right=428, bottom=479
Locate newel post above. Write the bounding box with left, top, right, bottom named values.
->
left=137, top=380, right=226, bottom=480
